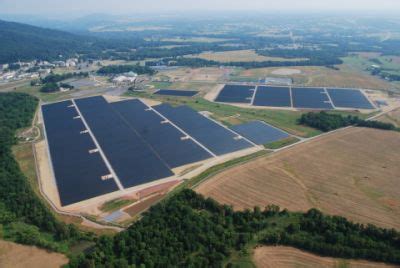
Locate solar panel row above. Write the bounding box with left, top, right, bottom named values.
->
left=253, top=86, right=291, bottom=107
left=42, top=100, right=119, bottom=206
left=291, top=87, right=333, bottom=109
left=230, top=121, right=290, bottom=145
left=215, top=85, right=255, bottom=103
left=154, top=89, right=198, bottom=97
left=327, top=88, right=374, bottom=109
left=74, top=96, right=174, bottom=189
left=110, top=99, right=212, bottom=168
left=154, top=104, right=253, bottom=155
left=216, top=85, right=374, bottom=110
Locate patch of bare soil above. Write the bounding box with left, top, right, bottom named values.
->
left=253, top=246, right=396, bottom=268
left=0, top=240, right=68, bottom=268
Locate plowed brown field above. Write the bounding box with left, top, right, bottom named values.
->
left=197, top=127, right=400, bottom=229
left=253, top=246, right=396, bottom=268
left=0, top=240, right=68, bottom=268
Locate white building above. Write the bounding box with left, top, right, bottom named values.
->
left=112, top=72, right=137, bottom=85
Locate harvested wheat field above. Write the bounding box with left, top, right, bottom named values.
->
left=0, top=240, right=68, bottom=268
left=378, top=108, right=400, bottom=127
left=253, top=246, right=396, bottom=268
left=197, top=127, right=400, bottom=229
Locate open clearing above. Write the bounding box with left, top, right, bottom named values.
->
left=197, top=127, right=400, bottom=229
left=186, top=49, right=307, bottom=63
left=154, top=67, right=230, bottom=83
left=0, top=240, right=68, bottom=268
left=377, top=107, right=400, bottom=127
left=253, top=246, right=396, bottom=268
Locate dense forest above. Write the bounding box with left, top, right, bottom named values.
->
left=298, top=111, right=396, bottom=132
left=0, top=20, right=93, bottom=64
left=0, top=93, right=87, bottom=251
left=69, top=189, right=400, bottom=267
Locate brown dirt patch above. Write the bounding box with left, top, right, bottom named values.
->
left=124, top=194, right=165, bottom=217
left=253, top=246, right=395, bottom=268
left=197, top=127, right=400, bottom=229
left=377, top=108, right=400, bottom=127
left=0, top=240, right=68, bottom=268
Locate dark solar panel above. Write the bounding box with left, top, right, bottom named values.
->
left=154, top=89, right=198, bottom=97
left=75, top=96, right=173, bottom=188
left=292, top=87, right=333, bottom=109
left=154, top=104, right=253, bottom=155
left=215, top=84, right=255, bottom=103
left=253, top=86, right=291, bottom=107
left=42, top=101, right=119, bottom=206
left=110, top=99, right=212, bottom=167
left=230, top=121, right=290, bottom=145
left=327, top=88, right=374, bottom=109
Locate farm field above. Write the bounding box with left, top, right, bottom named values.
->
left=197, top=127, right=400, bottom=229
left=253, top=246, right=396, bottom=268
left=185, top=49, right=307, bottom=62
left=0, top=240, right=68, bottom=268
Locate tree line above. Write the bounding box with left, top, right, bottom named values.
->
left=0, top=92, right=89, bottom=252
left=298, top=111, right=397, bottom=132
left=68, top=189, right=400, bottom=267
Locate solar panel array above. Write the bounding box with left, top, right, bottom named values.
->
left=253, top=86, right=291, bottom=107
left=154, top=89, right=198, bottom=97
left=215, top=85, right=375, bottom=110
left=215, top=85, right=255, bottom=103
left=291, top=87, right=333, bottom=109
left=230, top=121, right=290, bottom=145
left=153, top=104, right=254, bottom=155
left=110, top=99, right=211, bottom=168
left=42, top=101, right=119, bottom=206
left=74, top=96, right=173, bottom=189
left=43, top=96, right=256, bottom=206
left=327, top=88, right=374, bottom=109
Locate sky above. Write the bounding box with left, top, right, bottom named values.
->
left=1, top=0, right=400, bottom=15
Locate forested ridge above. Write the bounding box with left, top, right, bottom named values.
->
left=69, top=189, right=400, bottom=267
left=0, top=92, right=87, bottom=252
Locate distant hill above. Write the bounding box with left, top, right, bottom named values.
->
left=0, top=20, right=95, bottom=64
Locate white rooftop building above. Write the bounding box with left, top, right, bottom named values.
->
left=112, top=72, right=138, bottom=84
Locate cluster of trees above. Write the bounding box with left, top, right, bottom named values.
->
left=69, top=189, right=400, bottom=267
left=39, top=72, right=87, bottom=93
left=97, top=64, right=155, bottom=75
left=0, top=93, right=86, bottom=251
left=41, top=72, right=88, bottom=84
left=298, top=111, right=396, bottom=132
left=264, top=209, right=400, bottom=264
left=370, top=67, right=400, bottom=82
